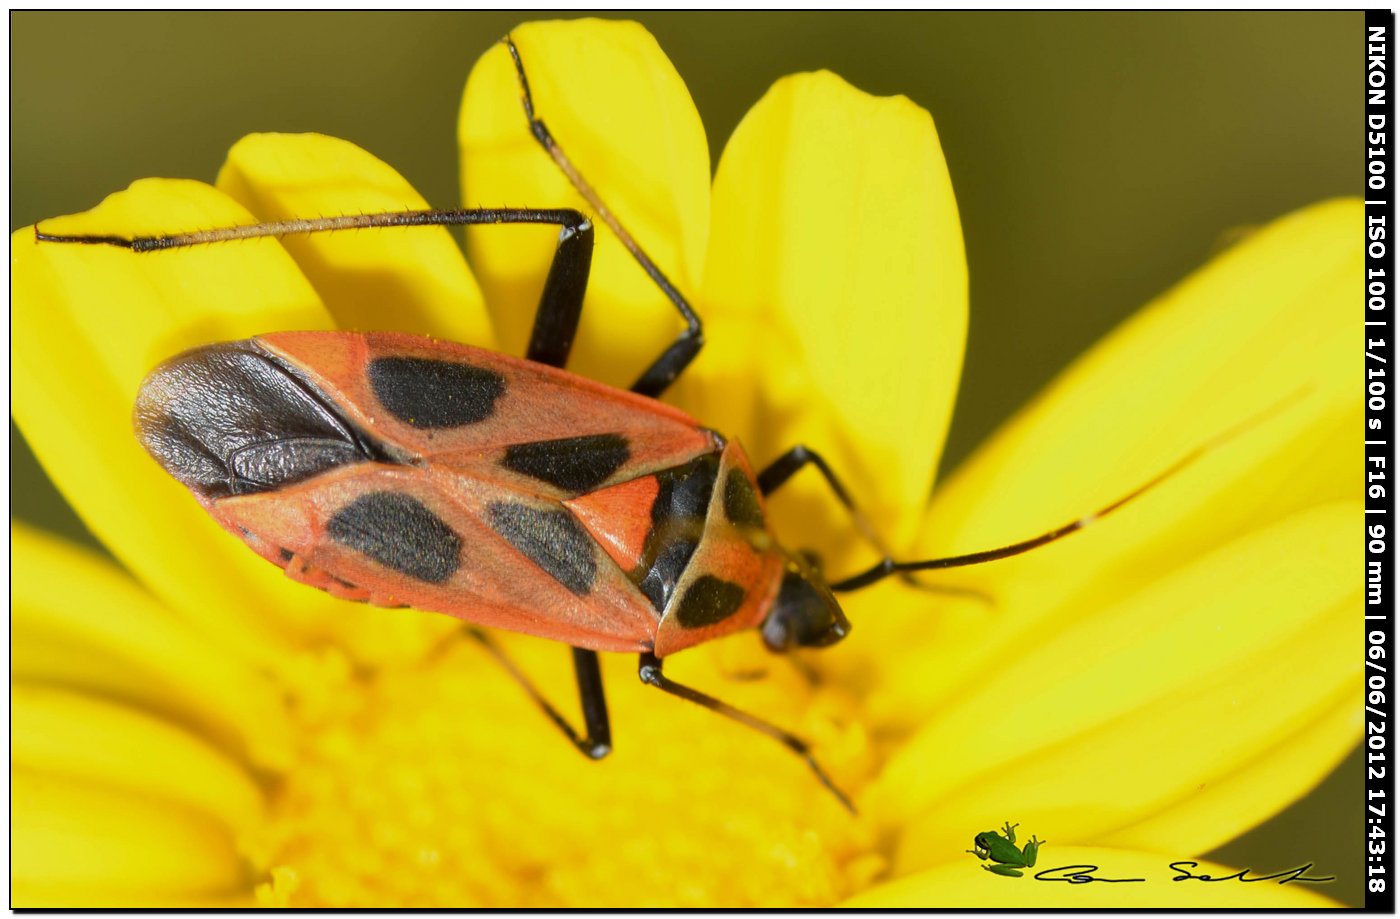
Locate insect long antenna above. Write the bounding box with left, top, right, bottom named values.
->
left=830, top=391, right=1305, bottom=593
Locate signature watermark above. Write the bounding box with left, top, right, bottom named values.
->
left=965, top=823, right=1335, bottom=887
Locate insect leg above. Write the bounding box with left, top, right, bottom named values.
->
left=502, top=35, right=704, bottom=399
left=492, top=202, right=619, bottom=765
left=467, top=629, right=611, bottom=759
left=756, top=445, right=981, bottom=600
left=757, top=445, right=891, bottom=559
left=569, top=647, right=613, bottom=759
left=637, top=651, right=854, bottom=812
left=37, top=205, right=601, bottom=368
left=524, top=211, right=593, bottom=369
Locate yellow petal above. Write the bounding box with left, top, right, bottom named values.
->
left=459, top=19, right=710, bottom=388
left=861, top=198, right=1359, bottom=718
left=261, top=631, right=875, bottom=907
left=217, top=132, right=494, bottom=345
left=13, top=683, right=264, bottom=836
left=13, top=178, right=354, bottom=659
left=686, top=70, right=966, bottom=558
left=842, top=847, right=1343, bottom=907
left=1101, top=685, right=1358, bottom=854
left=12, top=523, right=293, bottom=769
left=868, top=502, right=1358, bottom=871
left=12, top=884, right=255, bottom=909
left=13, top=768, right=248, bottom=899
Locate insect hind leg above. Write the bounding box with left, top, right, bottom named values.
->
left=502, top=34, right=704, bottom=399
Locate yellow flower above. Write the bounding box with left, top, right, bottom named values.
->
left=12, top=18, right=1357, bottom=908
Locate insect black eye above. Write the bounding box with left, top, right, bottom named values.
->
left=134, top=340, right=387, bottom=499
left=760, top=558, right=850, bottom=652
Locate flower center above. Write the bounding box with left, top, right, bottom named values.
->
left=256, top=633, right=879, bottom=907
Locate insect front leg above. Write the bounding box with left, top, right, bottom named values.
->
left=758, top=444, right=984, bottom=601
left=637, top=651, right=853, bottom=812
left=760, top=444, right=996, bottom=603
left=756, top=445, right=892, bottom=559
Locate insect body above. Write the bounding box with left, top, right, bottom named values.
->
left=134, top=330, right=839, bottom=660
left=37, top=36, right=1257, bottom=809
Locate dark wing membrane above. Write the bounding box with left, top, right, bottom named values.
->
left=257, top=331, right=717, bottom=495
left=212, top=462, right=661, bottom=653
left=134, top=340, right=392, bottom=501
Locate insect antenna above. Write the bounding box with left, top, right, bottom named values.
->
left=830, top=391, right=1305, bottom=593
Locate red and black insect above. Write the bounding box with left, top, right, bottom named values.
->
left=37, top=37, right=1226, bottom=809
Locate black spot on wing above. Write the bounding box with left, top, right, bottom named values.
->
left=638, top=539, right=698, bottom=612
left=658, top=454, right=719, bottom=522
left=675, top=574, right=747, bottom=628
left=369, top=355, right=505, bottom=428
left=327, top=492, right=461, bottom=584
left=723, top=468, right=765, bottom=530
left=630, top=453, right=721, bottom=613
left=487, top=502, right=597, bottom=596
left=501, top=433, right=631, bottom=493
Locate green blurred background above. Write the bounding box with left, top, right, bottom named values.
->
left=11, top=11, right=1362, bottom=903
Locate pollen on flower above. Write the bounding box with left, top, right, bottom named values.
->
left=254, top=866, right=301, bottom=907
left=252, top=632, right=878, bottom=907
